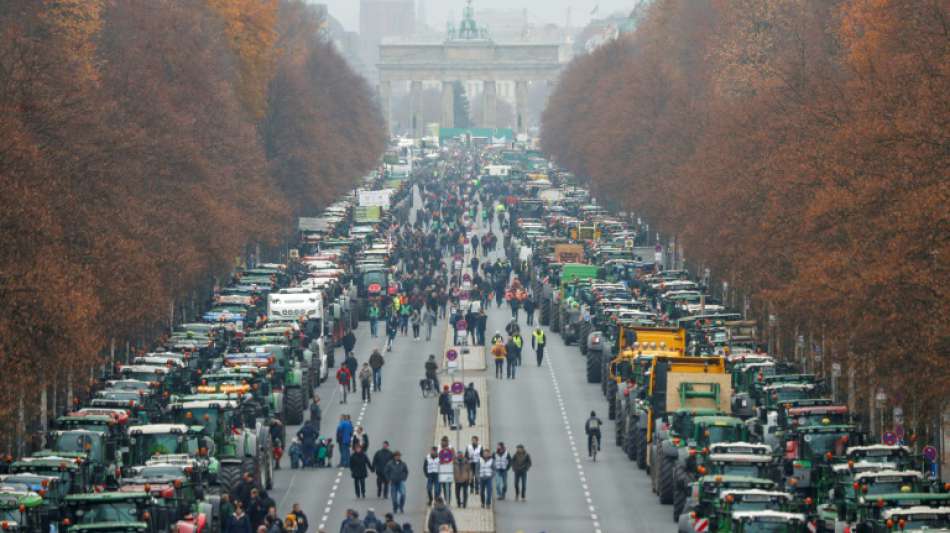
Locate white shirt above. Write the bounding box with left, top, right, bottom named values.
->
left=425, top=455, right=440, bottom=474
left=477, top=456, right=494, bottom=479
left=467, top=444, right=482, bottom=463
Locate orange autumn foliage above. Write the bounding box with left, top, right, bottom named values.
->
left=542, top=0, right=949, bottom=430
left=0, top=0, right=383, bottom=447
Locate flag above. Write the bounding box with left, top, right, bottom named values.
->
left=590, top=5, right=599, bottom=16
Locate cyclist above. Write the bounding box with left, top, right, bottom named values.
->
left=424, top=354, right=440, bottom=392
left=585, top=410, right=603, bottom=459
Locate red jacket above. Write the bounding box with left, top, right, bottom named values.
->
left=336, top=367, right=351, bottom=385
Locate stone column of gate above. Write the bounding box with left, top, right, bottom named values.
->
left=410, top=80, right=423, bottom=139
left=379, top=80, right=392, bottom=137
left=482, top=80, right=497, bottom=129
left=441, top=81, right=455, bottom=129
left=515, top=80, right=528, bottom=135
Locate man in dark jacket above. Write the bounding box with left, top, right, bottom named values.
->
left=231, top=472, right=255, bottom=510
left=297, top=420, right=317, bottom=468
left=426, top=497, right=457, bottom=533
left=349, top=444, right=372, bottom=498
left=339, top=509, right=362, bottom=533
left=225, top=504, right=251, bottom=533
left=372, top=441, right=395, bottom=498
left=342, top=331, right=356, bottom=356
left=462, top=383, right=480, bottom=427
left=385, top=451, right=409, bottom=514
left=309, top=394, right=321, bottom=434
left=344, top=353, right=358, bottom=393
left=504, top=338, right=518, bottom=379
left=291, top=503, right=308, bottom=533
left=369, top=349, right=385, bottom=391
left=247, top=488, right=267, bottom=529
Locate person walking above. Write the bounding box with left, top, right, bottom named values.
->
left=372, top=441, right=394, bottom=498
left=504, top=337, right=518, bottom=379
left=352, top=425, right=369, bottom=453
left=438, top=386, right=454, bottom=427
left=385, top=315, right=398, bottom=352
left=226, top=503, right=252, bottom=533
left=524, top=297, right=536, bottom=326
left=384, top=451, right=409, bottom=514
left=493, top=443, right=511, bottom=500
left=309, top=394, right=322, bottom=434
left=452, top=453, right=471, bottom=508
left=423, top=447, right=440, bottom=506
left=358, top=363, right=373, bottom=403
left=349, top=444, right=371, bottom=499
left=511, top=331, right=523, bottom=367
left=342, top=330, right=356, bottom=357
left=491, top=340, right=506, bottom=379
left=466, top=436, right=482, bottom=495
left=423, top=306, right=437, bottom=341
left=462, top=383, right=480, bottom=427
left=410, top=308, right=422, bottom=340
left=369, top=349, right=385, bottom=392
left=336, top=415, right=353, bottom=467
left=477, top=449, right=494, bottom=508
left=476, top=309, right=487, bottom=346
left=344, top=353, right=358, bottom=393
left=369, top=303, right=381, bottom=338
left=510, top=444, right=532, bottom=501
left=335, top=366, right=351, bottom=404
left=426, top=497, right=458, bottom=533
left=531, top=327, right=546, bottom=367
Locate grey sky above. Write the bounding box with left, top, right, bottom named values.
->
left=315, top=0, right=636, bottom=33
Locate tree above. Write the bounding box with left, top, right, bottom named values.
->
left=453, top=82, right=472, bottom=128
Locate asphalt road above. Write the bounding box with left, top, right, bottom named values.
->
left=270, top=187, right=674, bottom=532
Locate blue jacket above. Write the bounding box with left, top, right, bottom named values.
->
left=336, top=419, right=354, bottom=446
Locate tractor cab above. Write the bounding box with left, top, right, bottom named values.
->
left=0, top=487, right=44, bottom=532
left=126, top=425, right=204, bottom=468
left=729, top=510, right=810, bottom=533
left=63, top=492, right=157, bottom=533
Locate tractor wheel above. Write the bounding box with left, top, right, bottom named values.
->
left=615, top=406, right=625, bottom=446
left=539, top=298, right=550, bottom=326
left=551, top=305, right=560, bottom=333
left=673, top=464, right=687, bottom=521
left=607, top=387, right=617, bottom=420
left=284, top=387, right=305, bottom=425
left=586, top=351, right=601, bottom=383
left=264, top=452, right=274, bottom=490
left=624, top=419, right=637, bottom=460
left=659, top=455, right=675, bottom=504
left=601, top=358, right=610, bottom=396
left=217, top=463, right=243, bottom=493
left=580, top=325, right=590, bottom=355
left=636, top=430, right=648, bottom=470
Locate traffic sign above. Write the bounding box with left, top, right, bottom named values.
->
left=923, top=445, right=938, bottom=463
left=882, top=431, right=898, bottom=446
left=446, top=349, right=458, bottom=361
left=451, top=381, right=464, bottom=394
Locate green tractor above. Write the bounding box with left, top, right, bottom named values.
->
left=63, top=492, right=161, bottom=533
left=126, top=424, right=210, bottom=468
left=677, top=475, right=779, bottom=533
left=119, top=457, right=218, bottom=532
left=0, top=473, right=69, bottom=526
left=8, top=457, right=91, bottom=495
left=822, top=469, right=931, bottom=532
left=782, top=424, right=864, bottom=497
left=227, top=344, right=309, bottom=425
left=0, top=488, right=45, bottom=533
left=674, top=442, right=778, bottom=522
left=850, top=493, right=950, bottom=533
left=711, top=491, right=798, bottom=533
left=167, top=397, right=272, bottom=492
left=655, top=411, right=749, bottom=506
left=197, top=368, right=282, bottom=423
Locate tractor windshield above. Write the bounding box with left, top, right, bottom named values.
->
left=801, top=432, right=850, bottom=459
left=720, top=464, right=765, bottom=478
left=178, top=408, right=220, bottom=432
left=899, top=514, right=950, bottom=530
left=51, top=431, right=102, bottom=460
left=135, top=434, right=182, bottom=457
left=706, top=425, right=742, bottom=443
left=76, top=502, right=140, bottom=524
left=740, top=520, right=798, bottom=533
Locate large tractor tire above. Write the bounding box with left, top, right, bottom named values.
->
left=551, top=305, right=561, bottom=333
left=284, top=387, right=305, bottom=425
left=217, top=463, right=243, bottom=493
left=586, top=351, right=601, bottom=383
left=615, top=404, right=625, bottom=446
left=636, top=430, right=648, bottom=470
left=672, top=464, right=687, bottom=522
left=539, top=299, right=550, bottom=326
left=579, top=324, right=590, bottom=355
left=607, top=386, right=617, bottom=420
left=659, top=455, right=675, bottom=504
left=624, top=419, right=638, bottom=460
left=601, top=358, right=610, bottom=396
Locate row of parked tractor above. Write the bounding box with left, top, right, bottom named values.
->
left=497, top=167, right=950, bottom=533
left=0, top=172, right=410, bottom=533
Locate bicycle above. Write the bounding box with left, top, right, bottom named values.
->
left=590, top=433, right=600, bottom=462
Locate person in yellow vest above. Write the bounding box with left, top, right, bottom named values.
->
left=531, top=328, right=546, bottom=367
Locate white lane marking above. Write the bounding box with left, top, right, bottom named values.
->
left=545, top=339, right=601, bottom=533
